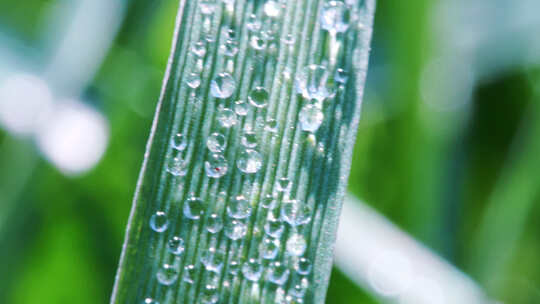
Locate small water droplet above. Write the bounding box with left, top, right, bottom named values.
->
left=207, top=132, right=227, bottom=153
left=281, top=34, right=296, bottom=46
left=192, top=41, right=207, bottom=57
left=241, top=131, right=258, bottom=148
left=289, top=275, right=309, bottom=297
left=225, top=219, right=247, bottom=240
left=206, top=213, right=223, bottom=233
left=227, top=195, right=252, bottom=219
left=211, top=73, right=236, bottom=99
left=335, top=68, right=349, bottom=84
left=320, top=1, right=351, bottom=34
left=295, top=65, right=334, bottom=101
left=286, top=233, right=307, bottom=256
left=264, top=1, right=281, bottom=17
left=264, top=218, right=284, bottom=238
left=184, top=196, right=205, bottom=220
left=201, top=285, right=219, bottom=304
left=217, top=108, right=237, bottom=128
left=205, top=269, right=221, bottom=289
left=166, top=156, right=189, bottom=176
left=186, top=72, right=202, bottom=89
left=261, top=194, right=277, bottom=209
left=205, top=153, right=228, bottom=178
left=228, top=260, right=241, bottom=274
left=281, top=200, right=312, bottom=226
left=242, top=258, right=264, bottom=281
left=237, top=149, right=263, bottom=174
left=248, top=87, right=269, bottom=108
left=276, top=177, right=291, bottom=193
left=143, top=298, right=159, bottom=304
left=220, top=39, right=239, bottom=57
left=201, top=247, right=226, bottom=272
left=299, top=104, right=324, bottom=132
left=267, top=261, right=289, bottom=285
left=200, top=0, right=216, bottom=15
left=234, top=100, right=248, bottom=116
left=294, top=257, right=312, bottom=275
left=260, top=236, right=280, bottom=260
left=156, top=263, right=179, bottom=286
left=167, top=236, right=185, bottom=255
left=265, top=118, right=278, bottom=132
left=184, top=264, right=196, bottom=284
left=246, top=14, right=262, bottom=32
left=171, top=133, right=187, bottom=151
left=150, top=211, right=168, bottom=232
left=250, top=35, right=267, bottom=51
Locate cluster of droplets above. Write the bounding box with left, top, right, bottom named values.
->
left=143, top=0, right=361, bottom=302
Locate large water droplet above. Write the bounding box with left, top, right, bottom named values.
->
left=171, top=133, right=187, bottom=151
left=156, top=263, right=179, bottom=286
left=225, top=219, right=247, bottom=240
left=299, top=104, right=324, bottom=132
left=150, top=211, right=168, bottom=232
left=248, top=87, right=269, bottom=108
left=201, top=247, right=226, bottom=272
left=294, top=257, right=312, bottom=275
left=267, top=261, right=290, bottom=285
left=335, top=68, right=349, bottom=84
left=205, top=153, right=228, bottom=178
left=237, top=149, right=263, bottom=174
left=217, top=108, right=237, bottom=128
left=260, top=236, right=280, bottom=260
left=261, top=194, right=278, bottom=209
left=234, top=100, right=248, bottom=116
left=227, top=195, right=252, bottom=219
left=295, top=65, right=334, bottom=101
left=320, top=1, right=351, bottom=34
left=286, top=233, right=307, bottom=256
left=184, top=196, right=205, bottom=220
left=166, top=156, right=188, bottom=176
left=281, top=200, right=312, bottom=226
left=210, top=73, right=236, bottom=99
left=167, top=236, right=185, bottom=255
left=241, top=131, right=258, bottom=148
left=264, top=218, right=284, bottom=238
left=207, top=133, right=227, bottom=153
left=242, top=258, right=264, bottom=281
left=206, top=213, right=223, bottom=233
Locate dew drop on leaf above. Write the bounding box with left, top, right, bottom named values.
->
left=149, top=211, right=168, bottom=232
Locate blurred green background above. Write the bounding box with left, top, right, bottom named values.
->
left=1, top=0, right=539, bottom=303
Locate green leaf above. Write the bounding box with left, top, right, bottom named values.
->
left=111, top=0, right=375, bottom=303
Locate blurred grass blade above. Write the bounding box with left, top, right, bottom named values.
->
left=111, top=0, right=375, bottom=303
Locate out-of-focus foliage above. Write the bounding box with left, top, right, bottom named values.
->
left=0, top=0, right=539, bottom=303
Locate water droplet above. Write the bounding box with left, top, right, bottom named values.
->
left=250, top=35, right=267, bottom=51
left=286, top=233, right=307, bottom=256
left=265, top=118, right=278, bottom=132
left=237, top=149, right=263, bottom=174
left=220, top=39, right=239, bottom=57
left=242, top=258, right=264, bottom=281
left=234, top=100, right=248, bottom=116
left=299, top=104, right=324, bottom=132
left=225, top=219, right=247, bottom=240
left=205, top=153, right=228, bottom=178
left=200, top=0, right=216, bottom=15
left=186, top=72, right=202, bottom=89
left=156, top=263, right=179, bottom=286
left=246, top=14, right=262, bottom=32
left=206, top=213, right=223, bottom=233
left=205, top=269, right=221, bottom=289
left=260, top=236, right=280, bottom=260
left=207, top=132, right=227, bottom=153
left=143, top=298, right=159, bottom=304
left=264, top=218, right=284, bottom=238
left=201, top=247, right=226, bottom=272
left=171, top=133, right=187, bottom=151
left=267, top=261, right=289, bottom=285
left=167, top=236, right=185, bottom=255
left=150, top=211, right=168, bottom=232
left=201, top=285, right=219, bottom=304
left=166, top=156, right=188, bottom=176
left=192, top=41, right=207, bottom=57
left=276, top=177, right=291, bottom=193
left=295, top=65, right=334, bottom=101
left=217, top=108, right=237, bottom=128
left=184, top=196, right=205, bottom=220
left=320, top=1, right=351, bottom=34
left=264, top=1, right=281, bottom=17
left=294, top=257, right=312, bottom=275
left=282, top=34, right=296, bottom=45
left=335, top=68, right=349, bottom=84
left=228, top=260, right=241, bottom=274
left=210, top=73, right=236, bottom=99
left=281, top=200, right=312, bottom=226
left=241, top=131, right=258, bottom=148
left=184, top=264, right=196, bottom=284
left=261, top=194, right=277, bottom=209
left=227, top=195, right=252, bottom=219
left=248, top=87, right=269, bottom=108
